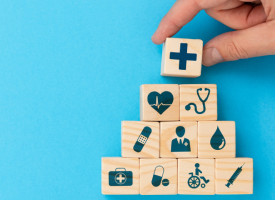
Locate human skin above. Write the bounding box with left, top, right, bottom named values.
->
left=152, top=0, right=275, bottom=66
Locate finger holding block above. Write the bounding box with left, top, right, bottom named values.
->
left=215, top=158, right=253, bottom=194
left=161, top=38, right=203, bottom=78
left=101, top=157, right=140, bottom=195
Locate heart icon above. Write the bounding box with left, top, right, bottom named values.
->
left=147, top=91, right=174, bottom=114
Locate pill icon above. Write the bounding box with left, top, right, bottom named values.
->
left=151, top=165, right=164, bottom=187
left=162, top=178, right=169, bottom=186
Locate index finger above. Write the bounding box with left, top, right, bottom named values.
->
left=151, top=0, right=225, bottom=44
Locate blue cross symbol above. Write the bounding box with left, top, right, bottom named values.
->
left=170, top=43, right=197, bottom=70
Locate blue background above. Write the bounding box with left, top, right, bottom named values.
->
left=0, top=0, right=274, bottom=199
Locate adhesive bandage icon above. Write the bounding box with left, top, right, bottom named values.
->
left=133, top=126, right=152, bottom=153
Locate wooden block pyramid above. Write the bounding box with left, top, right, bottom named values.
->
left=102, top=38, right=253, bottom=195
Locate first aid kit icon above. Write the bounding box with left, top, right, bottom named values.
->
left=109, top=168, right=133, bottom=186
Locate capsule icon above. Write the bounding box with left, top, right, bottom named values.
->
left=151, top=166, right=164, bottom=187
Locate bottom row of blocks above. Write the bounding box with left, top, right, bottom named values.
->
left=102, top=157, right=253, bottom=195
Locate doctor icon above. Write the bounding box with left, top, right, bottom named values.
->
left=171, top=126, right=191, bottom=152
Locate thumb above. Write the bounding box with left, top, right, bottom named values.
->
left=202, top=20, right=275, bottom=66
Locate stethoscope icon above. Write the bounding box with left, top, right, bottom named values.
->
left=185, top=88, right=210, bottom=114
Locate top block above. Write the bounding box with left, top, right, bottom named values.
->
left=161, top=38, right=203, bottom=78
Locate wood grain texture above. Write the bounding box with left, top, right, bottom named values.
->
left=101, top=157, right=140, bottom=195
left=140, top=84, right=180, bottom=121
left=161, top=38, right=203, bottom=78
left=178, top=159, right=215, bottom=195
left=121, top=121, right=159, bottom=158
left=160, top=122, right=198, bottom=158
left=140, top=159, right=177, bottom=195
left=198, top=121, right=236, bottom=158
left=180, top=84, right=217, bottom=121
left=215, top=158, right=253, bottom=194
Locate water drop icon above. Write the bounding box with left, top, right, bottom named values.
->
left=210, top=126, right=226, bottom=150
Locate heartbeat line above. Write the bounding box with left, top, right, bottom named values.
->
left=149, top=96, right=171, bottom=109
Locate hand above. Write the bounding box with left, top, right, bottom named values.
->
left=152, top=0, right=275, bottom=66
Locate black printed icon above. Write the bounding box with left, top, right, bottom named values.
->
left=226, top=163, right=245, bottom=188
left=151, top=166, right=169, bottom=187
left=210, top=126, right=226, bottom=150
left=109, top=168, right=133, bottom=186
left=148, top=91, right=173, bottom=114
left=170, top=43, right=197, bottom=70
left=133, top=126, right=152, bottom=153
left=171, top=126, right=191, bottom=152
left=185, top=88, right=210, bottom=114
left=188, top=163, right=209, bottom=189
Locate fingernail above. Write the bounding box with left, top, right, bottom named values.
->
left=151, top=33, right=157, bottom=43
left=203, top=48, right=224, bottom=66
left=151, top=33, right=162, bottom=45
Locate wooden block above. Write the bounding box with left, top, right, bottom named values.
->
left=160, top=121, right=197, bottom=158
left=198, top=121, right=236, bottom=158
left=140, top=159, right=177, bottom=195
left=161, top=38, right=203, bottom=78
left=180, top=84, right=217, bottom=121
left=215, top=158, right=253, bottom=194
left=178, top=159, right=215, bottom=195
left=140, top=84, right=180, bottom=121
left=121, top=121, right=159, bottom=158
left=101, top=157, right=140, bottom=195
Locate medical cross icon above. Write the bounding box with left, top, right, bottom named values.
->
left=170, top=43, right=197, bottom=70
left=109, top=168, right=133, bottom=186
left=115, top=173, right=127, bottom=184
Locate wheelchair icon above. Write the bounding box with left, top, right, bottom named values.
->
left=187, top=163, right=210, bottom=189
left=188, top=173, right=206, bottom=188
